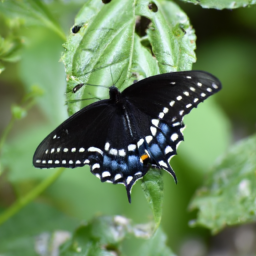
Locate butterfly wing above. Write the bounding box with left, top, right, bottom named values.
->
left=122, top=70, right=222, bottom=181
left=33, top=98, right=150, bottom=202
left=33, top=100, right=115, bottom=168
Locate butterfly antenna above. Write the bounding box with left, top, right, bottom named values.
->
left=65, top=97, right=100, bottom=105
left=72, top=83, right=109, bottom=93
left=110, top=65, right=114, bottom=86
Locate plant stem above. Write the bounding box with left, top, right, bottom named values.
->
left=0, top=168, right=65, bottom=226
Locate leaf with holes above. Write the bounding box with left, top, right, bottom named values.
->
left=178, top=0, right=256, bottom=9
left=61, top=0, right=196, bottom=115
left=189, top=135, right=256, bottom=233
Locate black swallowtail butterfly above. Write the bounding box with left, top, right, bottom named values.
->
left=33, top=71, right=221, bottom=203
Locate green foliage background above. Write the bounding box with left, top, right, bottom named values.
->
left=0, top=0, right=256, bottom=255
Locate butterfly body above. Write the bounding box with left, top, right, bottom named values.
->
left=33, top=71, right=221, bottom=202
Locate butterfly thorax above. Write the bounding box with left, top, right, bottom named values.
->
left=109, top=86, right=123, bottom=104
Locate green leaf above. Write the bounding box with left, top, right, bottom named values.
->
left=62, top=0, right=196, bottom=115
left=179, top=0, right=256, bottom=9
left=141, top=169, right=164, bottom=229
left=189, top=134, right=256, bottom=233
left=0, top=202, right=78, bottom=256
left=135, top=228, right=176, bottom=256
left=0, top=0, right=66, bottom=40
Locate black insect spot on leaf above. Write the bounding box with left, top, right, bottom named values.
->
left=102, top=0, right=111, bottom=4
left=148, top=2, right=158, bottom=12
left=72, top=25, right=82, bottom=34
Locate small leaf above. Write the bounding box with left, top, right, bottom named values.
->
left=141, top=169, right=164, bottom=229
left=189, top=134, right=256, bottom=233
left=11, top=104, right=27, bottom=120
left=179, top=0, right=256, bottom=9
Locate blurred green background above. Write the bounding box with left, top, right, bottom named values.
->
left=0, top=1, right=256, bottom=255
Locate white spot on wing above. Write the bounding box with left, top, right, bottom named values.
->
left=212, top=83, right=218, bottom=89
left=57, top=148, right=61, bottom=153
left=135, top=171, right=142, bottom=176
left=51, top=148, right=55, bottom=153
left=95, top=174, right=101, bottom=179
left=55, top=160, right=60, bottom=164
left=102, top=171, right=111, bottom=177
left=45, top=149, right=48, bottom=154
left=163, top=107, right=169, bottom=113
left=137, top=139, right=144, bottom=148
left=150, top=126, right=157, bottom=136
left=88, top=147, right=103, bottom=155
left=171, top=133, right=178, bottom=141
left=36, top=160, right=41, bottom=163
left=79, top=147, right=85, bottom=152
left=158, top=112, right=164, bottom=119
left=186, top=76, right=192, bottom=79
left=169, top=101, right=175, bottom=107
left=183, top=91, right=189, bottom=96
left=92, top=163, right=100, bottom=171
left=109, top=148, right=117, bottom=155
left=69, top=160, right=73, bottom=164
left=48, top=160, right=53, bottom=164
left=207, top=88, right=212, bottom=92
left=119, top=149, right=126, bottom=157
left=194, top=98, right=199, bottom=103
left=197, top=82, right=202, bottom=87
left=152, top=119, right=159, bottom=127
left=62, top=160, right=66, bottom=164
left=42, top=160, right=46, bottom=164
left=177, top=96, right=182, bottom=101
left=128, top=144, right=136, bottom=151
left=63, top=148, right=68, bottom=152
left=172, top=122, right=180, bottom=127
left=201, top=93, right=206, bottom=97
left=71, top=148, right=76, bottom=152
left=145, top=135, right=153, bottom=144
left=84, top=159, right=90, bottom=164
left=186, top=103, right=192, bottom=108
left=171, top=82, right=176, bottom=85
left=190, top=87, right=195, bottom=91
left=105, top=142, right=110, bottom=151
left=53, top=135, right=57, bottom=139
left=114, top=173, right=122, bottom=180
left=165, top=146, right=173, bottom=154
left=179, top=110, right=184, bottom=116
left=126, top=176, right=133, bottom=185
left=159, top=160, right=168, bottom=168
left=76, top=160, right=81, bottom=164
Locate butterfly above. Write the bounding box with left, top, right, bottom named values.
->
left=33, top=70, right=221, bottom=203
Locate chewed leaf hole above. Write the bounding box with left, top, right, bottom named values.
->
left=135, top=16, right=151, bottom=37
left=148, top=2, right=158, bottom=12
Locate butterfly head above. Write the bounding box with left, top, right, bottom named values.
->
left=109, top=86, right=123, bottom=104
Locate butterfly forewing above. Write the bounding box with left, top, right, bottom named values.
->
left=122, top=71, right=221, bottom=125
